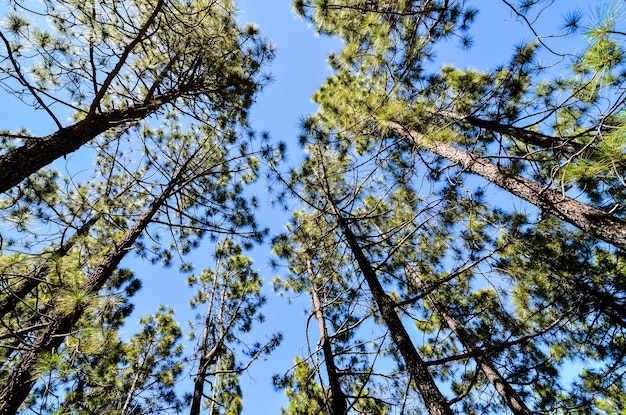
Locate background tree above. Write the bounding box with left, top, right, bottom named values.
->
left=188, top=238, right=281, bottom=415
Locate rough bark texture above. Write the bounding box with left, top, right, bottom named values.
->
left=0, top=99, right=167, bottom=194
left=309, top=263, right=348, bottom=415
left=328, top=202, right=453, bottom=415
left=407, top=266, right=533, bottom=415
left=386, top=121, right=626, bottom=251
left=0, top=182, right=173, bottom=415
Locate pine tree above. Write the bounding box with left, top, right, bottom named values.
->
left=188, top=238, right=281, bottom=415
left=273, top=211, right=394, bottom=414
left=0, top=0, right=273, bottom=192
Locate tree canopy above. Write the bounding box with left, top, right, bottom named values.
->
left=1, top=0, right=626, bottom=414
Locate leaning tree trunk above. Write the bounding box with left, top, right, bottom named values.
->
left=309, top=260, right=348, bottom=415
left=384, top=121, right=626, bottom=251
left=326, top=198, right=453, bottom=415
left=0, top=98, right=174, bottom=194
left=406, top=266, right=533, bottom=415
left=0, top=180, right=175, bottom=415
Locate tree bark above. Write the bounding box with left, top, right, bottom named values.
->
left=326, top=199, right=453, bottom=415
left=0, top=181, right=175, bottom=415
left=385, top=121, right=626, bottom=251
left=406, top=266, right=533, bottom=415
left=309, top=260, right=348, bottom=415
left=0, top=97, right=173, bottom=194
left=0, top=0, right=170, bottom=194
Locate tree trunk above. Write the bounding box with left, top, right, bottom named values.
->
left=189, top=349, right=208, bottom=415
left=406, top=266, right=533, bottom=415
left=327, top=200, right=453, bottom=415
left=0, top=181, right=174, bottom=415
left=385, top=121, right=626, bottom=251
left=0, top=0, right=169, bottom=194
left=0, top=97, right=172, bottom=194
left=309, top=260, right=348, bottom=415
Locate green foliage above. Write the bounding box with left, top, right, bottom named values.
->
left=280, top=1, right=626, bottom=413
left=275, top=358, right=326, bottom=415
left=0, top=0, right=275, bottom=413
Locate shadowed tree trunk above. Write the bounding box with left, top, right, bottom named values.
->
left=0, top=96, right=175, bottom=193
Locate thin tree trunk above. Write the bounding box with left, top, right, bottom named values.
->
left=326, top=199, right=453, bottom=415
left=190, top=320, right=219, bottom=415
left=0, top=181, right=175, bottom=415
left=190, top=261, right=226, bottom=415
left=406, top=266, right=533, bottom=415
left=189, top=337, right=209, bottom=415
left=385, top=121, right=626, bottom=251
left=308, top=260, right=348, bottom=415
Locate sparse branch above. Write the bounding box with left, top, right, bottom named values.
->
left=0, top=30, right=62, bottom=128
